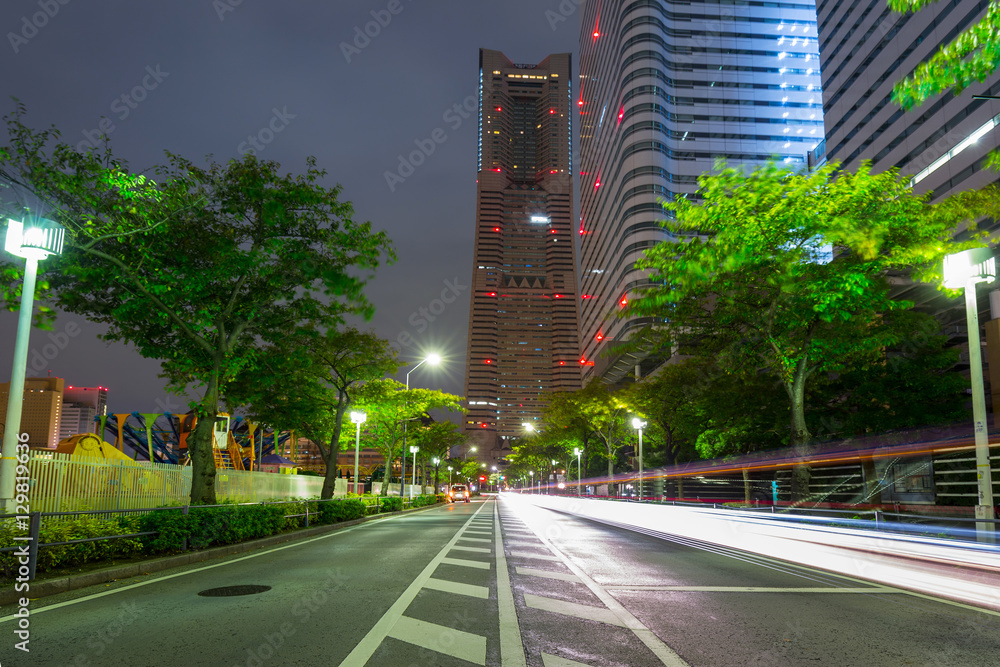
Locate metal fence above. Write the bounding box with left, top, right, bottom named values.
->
left=24, top=452, right=327, bottom=511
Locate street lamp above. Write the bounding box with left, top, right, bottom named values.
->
left=1, top=216, right=65, bottom=513
left=632, top=418, right=647, bottom=502
left=432, top=456, right=440, bottom=492
left=574, top=447, right=582, bottom=496
left=402, top=353, right=441, bottom=499
left=410, top=445, right=419, bottom=488
left=447, top=465, right=453, bottom=487
left=529, top=470, right=534, bottom=493
left=943, top=248, right=996, bottom=541
left=350, top=411, right=367, bottom=495
left=466, top=445, right=477, bottom=460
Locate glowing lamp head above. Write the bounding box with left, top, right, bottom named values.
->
left=632, top=418, right=646, bottom=429
left=5, top=217, right=65, bottom=260
left=425, top=353, right=442, bottom=366
left=943, top=248, right=996, bottom=289
left=350, top=411, right=367, bottom=425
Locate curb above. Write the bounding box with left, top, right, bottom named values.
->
left=2, top=502, right=441, bottom=606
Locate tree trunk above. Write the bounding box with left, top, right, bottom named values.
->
left=861, top=458, right=881, bottom=506
left=743, top=468, right=751, bottom=505
left=677, top=477, right=684, bottom=500
left=320, top=401, right=349, bottom=500
left=788, top=358, right=813, bottom=503
left=188, top=370, right=220, bottom=505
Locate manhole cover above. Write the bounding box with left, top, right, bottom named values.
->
left=198, top=585, right=271, bottom=597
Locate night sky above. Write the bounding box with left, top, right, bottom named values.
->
left=0, top=1, right=581, bottom=414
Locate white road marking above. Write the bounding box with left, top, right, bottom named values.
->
left=523, top=593, right=627, bottom=628
left=450, top=544, right=492, bottom=554
left=441, top=556, right=492, bottom=570
left=542, top=653, right=594, bottom=667
left=505, top=540, right=545, bottom=548
left=387, top=615, right=487, bottom=665
left=606, top=586, right=899, bottom=593
left=516, top=505, right=692, bottom=667
left=509, top=551, right=561, bottom=561
left=423, top=577, right=489, bottom=599
left=496, top=502, right=527, bottom=667
left=516, top=567, right=581, bottom=583
left=459, top=536, right=493, bottom=543
left=338, top=503, right=491, bottom=666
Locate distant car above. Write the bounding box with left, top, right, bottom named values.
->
left=448, top=484, right=470, bottom=503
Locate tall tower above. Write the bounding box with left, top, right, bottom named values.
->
left=577, top=0, right=824, bottom=383
left=464, top=49, right=580, bottom=464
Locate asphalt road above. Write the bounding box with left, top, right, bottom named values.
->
left=1, top=495, right=998, bottom=666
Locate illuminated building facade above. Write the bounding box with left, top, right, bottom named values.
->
left=577, top=0, right=825, bottom=383
left=815, top=0, right=1000, bottom=414
left=463, top=49, right=581, bottom=463
left=0, top=376, right=64, bottom=449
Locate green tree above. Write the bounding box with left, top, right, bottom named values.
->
left=1, top=113, right=395, bottom=504
left=409, top=421, right=466, bottom=491
left=630, top=160, right=994, bottom=498
left=351, top=379, right=462, bottom=495
left=227, top=327, right=399, bottom=499
left=890, top=0, right=1000, bottom=111
left=545, top=380, right=636, bottom=484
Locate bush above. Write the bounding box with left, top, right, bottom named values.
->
left=139, top=503, right=286, bottom=554
left=380, top=496, right=403, bottom=513
left=0, top=514, right=144, bottom=580
left=411, top=494, right=440, bottom=508
left=317, top=498, right=366, bottom=524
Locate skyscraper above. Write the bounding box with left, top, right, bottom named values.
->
left=463, top=49, right=580, bottom=464
left=0, top=376, right=64, bottom=448
left=577, top=0, right=824, bottom=383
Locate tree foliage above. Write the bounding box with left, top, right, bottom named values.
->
left=0, top=109, right=395, bottom=504
left=889, top=0, right=1000, bottom=110
left=227, top=327, right=399, bottom=499
left=629, top=160, right=995, bottom=495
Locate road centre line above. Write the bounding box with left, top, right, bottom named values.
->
left=339, top=502, right=491, bottom=666
left=496, top=501, right=527, bottom=667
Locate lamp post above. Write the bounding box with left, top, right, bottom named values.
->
left=529, top=470, right=534, bottom=493
left=350, top=411, right=367, bottom=495
left=432, top=456, right=440, bottom=492
left=1, top=217, right=65, bottom=513
left=402, top=353, right=440, bottom=499
left=447, top=465, right=453, bottom=487
left=574, top=447, right=582, bottom=496
left=410, top=445, right=419, bottom=488
left=632, top=418, right=646, bottom=502
left=944, top=248, right=996, bottom=541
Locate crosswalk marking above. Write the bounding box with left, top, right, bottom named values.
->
left=441, top=556, right=492, bottom=570
left=509, top=551, right=561, bottom=561
left=606, top=585, right=899, bottom=593
left=458, top=536, right=493, bottom=543
left=423, top=577, right=490, bottom=599
left=388, top=615, right=487, bottom=665
left=516, top=566, right=581, bottom=583
left=523, top=593, right=628, bottom=628
left=449, top=544, right=492, bottom=554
